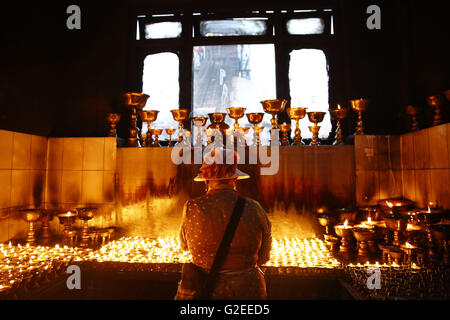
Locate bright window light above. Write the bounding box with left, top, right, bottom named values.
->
left=287, top=18, right=325, bottom=35
left=142, top=52, right=180, bottom=139
left=193, top=44, right=276, bottom=140
left=289, top=49, right=330, bottom=139
left=200, top=19, right=267, bottom=37
left=145, top=22, right=182, bottom=39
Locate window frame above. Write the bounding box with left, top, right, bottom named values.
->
left=130, top=6, right=342, bottom=135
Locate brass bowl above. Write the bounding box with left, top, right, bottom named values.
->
left=287, top=107, right=307, bottom=120
left=378, top=199, right=414, bottom=217
left=307, top=111, right=326, bottom=124
left=207, top=113, right=229, bottom=134
left=352, top=227, right=375, bottom=241
left=430, top=224, right=450, bottom=241
left=191, top=116, right=208, bottom=126
left=150, top=128, right=163, bottom=136
left=76, top=207, right=97, bottom=221
left=40, top=209, right=59, bottom=223
left=226, top=107, right=246, bottom=120
left=165, top=128, right=176, bottom=135
left=329, top=108, right=349, bottom=120
left=260, top=99, right=287, bottom=116
left=383, top=215, right=407, bottom=232
left=389, top=247, right=404, bottom=262
left=57, top=211, right=78, bottom=225
left=246, top=113, right=265, bottom=124
left=334, top=225, right=353, bottom=238
left=140, top=110, right=159, bottom=122
left=278, top=123, right=291, bottom=132
left=405, top=105, right=419, bottom=116
left=124, top=92, right=149, bottom=109
left=241, top=127, right=250, bottom=132
left=260, top=99, right=287, bottom=114
left=208, top=113, right=227, bottom=124
left=349, top=99, right=369, bottom=112
left=106, top=113, right=120, bottom=124
left=426, top=95, right=441, bottom=108
left=170, top=109, right=189, bottom=122
left=20, top=209, right=42, bottom=223
left=415, top=208, right=444, bottom=225
left=357, top=206, right=382, bottom=221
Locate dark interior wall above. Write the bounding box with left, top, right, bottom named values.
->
left=0, top=1, right=129, bottom=137
left=342, top=0, right=449, bottom=134
left=0, top=0, right=448, bottom=137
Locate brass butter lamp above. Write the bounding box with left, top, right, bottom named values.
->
left=426, top=95, right=443, bottom=126
left=57, top=211, right=78, bottom=244
left=334, top=220, right=353, bottom=257
left=20, top=209, right=42, bottom=246
left=192, top=116, right=208, bottom=146
left=260, top=99, right=287, bottom=129
left=140, top=110, right=159, bottom=147
left=150, top=128, right=163, bottom=147
left=287, top=107, right=307, bottom=145
left=76, top=207, right=97, bottom=247
left=405, top=105, right=419, bottom=132
left=349, top=98, right=369, bottom=135
left=106, top=113, right=120, bottom=138
left=165, top=128, right=176, bottom=147
left=171, top=109, right=190, bottom=143
left=279, top=123, right=291, bottom=146
left=207, top=113, right=230, bottom=135
left=307, top=111, right=326, bottom=146
left=246, top=112, right=265, bottom=146
left=124, top=92, right=149, bottom=147
left=329, top=104, right=349, bottom=145
left=352, top=227, right=375, bottom=260
left=40, top=209, right=57, bottom=244
left=226, top=107, right=246, bottom=130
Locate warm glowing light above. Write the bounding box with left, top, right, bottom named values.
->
left=405, top=242, right=415, bottom=249
left=1, top=235, right=422, bottom=296
left=344, top=219, right=348, bottom=227
left=386, top=201, right=394, bottom=208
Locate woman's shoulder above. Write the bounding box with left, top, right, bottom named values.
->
left=242, top=197, right=265, bottom=211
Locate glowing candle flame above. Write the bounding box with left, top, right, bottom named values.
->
left=386, top=201, right=394, bottom=208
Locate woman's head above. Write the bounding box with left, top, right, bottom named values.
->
left=194, top=148, right=250, bottom=182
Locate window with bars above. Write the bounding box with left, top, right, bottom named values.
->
left=134, top=7, right=337, bottom=142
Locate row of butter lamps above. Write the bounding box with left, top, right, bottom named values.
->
left=107, top=90, right=449, bottom=147
left=406, top=90, right=450, bottom=131
left=106, top=93, right=376, bottom=147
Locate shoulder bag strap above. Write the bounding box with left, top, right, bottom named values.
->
left=202, top=196, right=246, bottom=298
